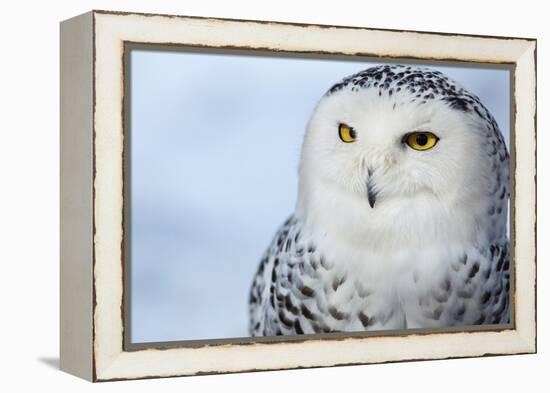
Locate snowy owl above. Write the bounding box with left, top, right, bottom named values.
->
left=249, top=65, right=510, bottom=336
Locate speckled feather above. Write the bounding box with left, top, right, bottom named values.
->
left=249, top=216, right=510, bottom=335
left=249, top=65, right=510, bottom=336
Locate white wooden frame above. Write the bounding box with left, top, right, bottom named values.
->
left=60, top=10, right=537, bottom=382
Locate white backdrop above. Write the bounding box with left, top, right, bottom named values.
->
left=0, top=0, right=546, bottom=392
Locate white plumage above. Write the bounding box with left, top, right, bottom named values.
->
left=249, top=65, right=509, bottom=336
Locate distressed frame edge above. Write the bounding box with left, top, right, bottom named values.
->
left=59, top=11, right=95, bottom=381
left=92, top=8, right=537, bottom=42
left=512, top=40, right=537, bottom=353
left=88, top=10, right=537, bottom=382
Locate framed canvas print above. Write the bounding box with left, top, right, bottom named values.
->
left=60, top=10, right=537, bottom=382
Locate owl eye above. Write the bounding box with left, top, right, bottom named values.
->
left=404, top=131, right=439, bottom=151
left=339, top=123, right=357, bottom=143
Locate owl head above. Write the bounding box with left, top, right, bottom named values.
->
left=297, top=65, right=509, bottom=249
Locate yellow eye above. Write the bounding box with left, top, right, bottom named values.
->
left=405, top=132, right=439, bottom=151
left=339, top=123, right=356, bottom=143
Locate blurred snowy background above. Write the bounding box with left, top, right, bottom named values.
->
left=129, top=49, right=510, bottom=343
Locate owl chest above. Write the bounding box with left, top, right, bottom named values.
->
left=281, top=246, right=495, bottom=332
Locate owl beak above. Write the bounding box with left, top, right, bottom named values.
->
left=366, top=167, right=378, bottom=208
left=367, top=185, right=377, bottom=208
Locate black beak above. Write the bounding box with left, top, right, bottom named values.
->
left=366, top=167, right=377, bottom=208
left=367, top=185, right=377, bottom=208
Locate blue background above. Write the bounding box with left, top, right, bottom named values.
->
left=129, top=49, right=510, bottom=343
